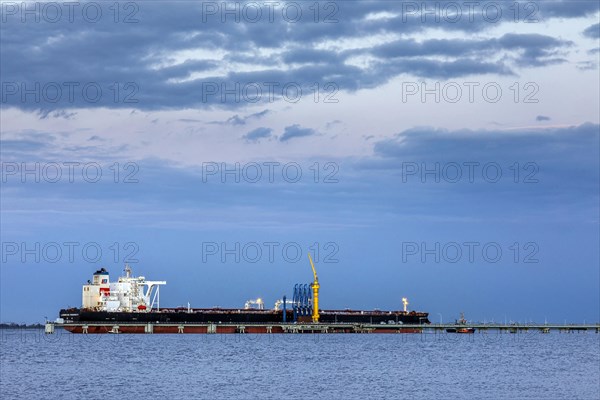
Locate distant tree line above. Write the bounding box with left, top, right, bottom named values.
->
left=0, top=323, right=44, bottom=329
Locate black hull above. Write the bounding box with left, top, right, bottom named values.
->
left=60, top=308, right=430, bottom=325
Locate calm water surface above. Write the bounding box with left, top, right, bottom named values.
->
left=1, top=329, right=599, bottom=399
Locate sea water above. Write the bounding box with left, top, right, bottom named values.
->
left=1, top=329, right=598, bottom=399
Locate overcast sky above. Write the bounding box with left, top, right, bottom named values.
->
left=1, top=1, right=599, bottom=323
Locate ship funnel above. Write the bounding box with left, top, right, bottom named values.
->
left=83, top=268, right=110, bottom=309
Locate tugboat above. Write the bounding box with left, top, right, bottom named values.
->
left=446, top=312, right=475, bottom=333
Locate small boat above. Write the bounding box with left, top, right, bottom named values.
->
left=446, top=312, right=475, bottom=333
left=446, top=327, right=476, bottom=333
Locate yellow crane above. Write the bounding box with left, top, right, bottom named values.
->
left=308, top=253, right=320, bottom=323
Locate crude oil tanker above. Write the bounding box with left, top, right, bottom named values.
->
left=58, top=259, right=430, bottom=334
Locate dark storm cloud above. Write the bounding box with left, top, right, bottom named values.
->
left=279, top=125, right=317, bottom=141
left=0, top=139, right=50, bottom=153
left=583, top=23, right=600, bottom=39
left=242, top=127, right=273, bottom=141
left=576, top=61, right=598, bottom=71
left=0, top=1, right=593, bottom=110
left=160, top=59, right=220, bottom=80
left=281, top=48, right=344, bottom=65
left=373, top=123, right=600, bottom=175
left=0, top=130, right=131, bottom=162
left=540, top=1, right=600, bottom=18
left=368, top=34, right=572, bottom=68
left=0, top=131, right=58, bottom=157
left=375, top=58, right=513, bottom=80
left=375, top=123, right=597, bottom=154
left=37, top=110, right=77, bottom=120
left=209, top=109, right=271, bottom=125
left=370, top=122, right=600, bottom=201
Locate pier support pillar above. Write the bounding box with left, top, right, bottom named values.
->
left=44, top=322, right=54, bottom=334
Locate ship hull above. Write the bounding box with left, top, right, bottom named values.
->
left=59, top=307, right=430, bottom=334
left=61, top=324, right=425, bottom=334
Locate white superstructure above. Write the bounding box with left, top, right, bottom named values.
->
left=273, top=298, right=294, bottom=311
left=82, top=266, right=166, bottom=312
left=244, top=298, right=264, bottom=310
